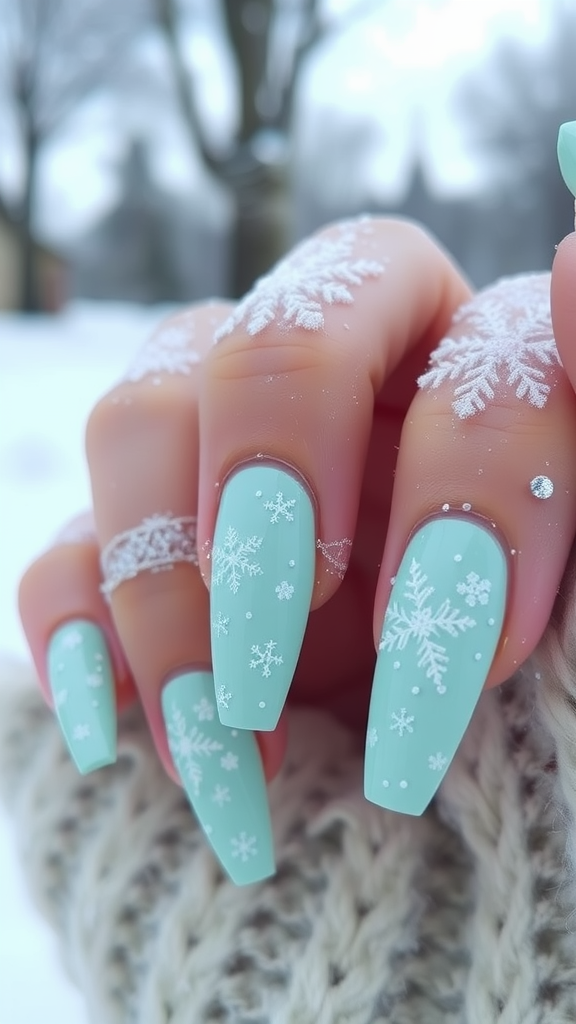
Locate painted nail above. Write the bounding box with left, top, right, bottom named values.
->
left=47, top=620, right=116, bottom=774
left=210, top=464, right=315, bottom=730
left=162, top=671, right=275, bottom=885
left=558, top=121, right=576, bottom=198
left=364, top=516, right=507, bottom=815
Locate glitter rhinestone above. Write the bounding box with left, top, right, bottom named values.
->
left=530, top=475, right=554, bottom=499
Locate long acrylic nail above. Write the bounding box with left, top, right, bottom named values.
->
left=364, top=516, right=507, bottom=815
left=162, top=671, right=275, bottom=885
left=47, top=620, right=116, bottom=774
left=210, top=464, right=315, bottom=730
left=558, top=121, right=576, bottom=198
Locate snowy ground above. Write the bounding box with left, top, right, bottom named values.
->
left=0, top=303, right=173, bottom=1023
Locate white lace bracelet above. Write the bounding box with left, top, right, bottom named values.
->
left=100, top=513, right=198, bottom=599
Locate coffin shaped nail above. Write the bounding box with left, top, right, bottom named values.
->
left=364, top=516, right=507, bottom=815
left=47, top=620, right=116, bottom=774
left=210, top=464, right=315, bottom=730
left=162, top=670, right=275, bottom=885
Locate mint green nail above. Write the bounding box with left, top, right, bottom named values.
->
left=558, top=121, right=576, bottom=198
left=162, top=671, right=274, bottom=885
left=364, top=517, right=507, bottom=816
left=210, top=464, right=315, bottom=731
left=47, top=620, right=116, bottom=774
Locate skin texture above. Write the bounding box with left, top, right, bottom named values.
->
left=18, top=218, right=576, bottom=785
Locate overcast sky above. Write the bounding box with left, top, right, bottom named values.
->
left=0, top=0, right=558, bottom=243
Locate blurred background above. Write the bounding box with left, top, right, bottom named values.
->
left=1, top=1, right=576, bottom=1020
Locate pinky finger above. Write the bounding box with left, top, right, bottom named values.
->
left=18, top=514, right=136, bottom=774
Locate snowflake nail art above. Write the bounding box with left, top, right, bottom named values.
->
left=418, top=274, right=560, bottom=418
left=214, top=223, right=384, bottom=340
left=211, top=527, right=263, bottom=594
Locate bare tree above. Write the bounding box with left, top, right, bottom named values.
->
left=155, top=0, right=381, bottom=296
left=0, top=0, right=149, bottom=310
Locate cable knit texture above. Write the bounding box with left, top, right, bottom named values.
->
left=3, top=565, right=576, bottom=1023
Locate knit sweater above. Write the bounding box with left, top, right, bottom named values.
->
left=2, top=576, right=576, bottom=1023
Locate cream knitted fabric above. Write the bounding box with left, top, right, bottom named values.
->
left=2, top=590, right=576, bottom=1024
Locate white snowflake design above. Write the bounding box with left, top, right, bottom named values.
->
left=86, top=673, right=103, bottom=689
left=216, top=685, right=233, bottom=711
left=214, top=225, right=384, bottom=339
left=166, top=705, right=223, bottom=797
left=456, top=572, right=491, bottom=607
left=263, top=492, right=296, bottom=523
left=211, top=784, right=231, bottom=807
left=220, top=751, right=239, bottom=771
left=231, top=831, right=258, bottom=862
left=126, top=319, right=201, bottom=381
left=418, top=275, right=561, bottom=418
left=212, top=611, right=230, bottom=637
left=193, top=697, right=215, bottom=722
left=250, top=641, right=284, bottom=678
left=390, top=708, right=415, bottom=737
left=380, top=558, right=477, bottom=693
left=275, top=580, right=294, bottom=601
left=428, top=752, right=448, bottom=772
left=62, top=629, right=83, bottom=650
left=212, top=526, right=263, bottom=594
left=367, top=726, right=379, bottom=748
left=73, top=723, right=90, bottom=741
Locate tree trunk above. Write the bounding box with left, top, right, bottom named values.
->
left=18, top=125, right=41, bottom=312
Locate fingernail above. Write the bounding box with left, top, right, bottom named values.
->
left=364, top=516, right=507, bottom=815
left=47, top=620, right=116, bottom=774
left=210, top=464, right=315, bottom=730
left=162, top=670, right=275, bottom=885
left=558, top=121, right=576, bottom=198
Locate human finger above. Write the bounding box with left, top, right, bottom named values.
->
left=198, top=218, right=472, bottom=732
left=85, top=307, right=283, bottom=884
left=18, top=513, right=136, bottom=773
left=364, top=271, right=576, bottom=815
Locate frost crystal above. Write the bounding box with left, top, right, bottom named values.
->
left=231, top=831, right=258, bottom=862
left=263, top=492, right=296, bottom=523
left=212, top=527, right=263, bottom=594
left=275, top=580, right=294, bottom=601
left=212, top=784, right=231, bottom=807
left=250, top=640, right=284, bottom=678
left=418, top=274, right=561, bottom=418
left=428, top=752, right=448, bottom=771
left=166, top=704, right=223, bottom=797
left=456, top=572, right=491, bottom=607
left=390, top=708, right=415, bottom=737
left=126, top=320, right=200, bottom=381
left=380, top=558, right=477, bottom=693
left=214, top=225, right=384, bottom=339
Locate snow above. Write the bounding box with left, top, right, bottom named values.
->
left=0, top=301, right=172, bottom=1024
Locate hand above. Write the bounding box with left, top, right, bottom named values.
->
left=18, top=216, right=576, bottom=885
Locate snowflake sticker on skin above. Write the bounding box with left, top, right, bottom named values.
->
left=390, top=708, right=415, bottom=737
left=214, top=224, right=385, bottom=340
left=418, top=274, right=561, bottom=418
left=380, top=558, right=476, bottom=694
left=456, top=572, right=491, bottom=607
left=231, top=832, right=258, bottom=862
left=250, top=641, right=284, bottom=678
left=212, top=527, right=263, bottom=594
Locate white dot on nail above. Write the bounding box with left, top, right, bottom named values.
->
left=488, top=617, right=495, bottom=626
left=474, top=653, right=482, bottom=661
left=442, top=503, right=450, bottom=512
left=231, top=729, right=238, bottom=737
left=462, top=502, right=472, bottom=511
left=438, top=685, right=447, bottom=695
left=259, top=701, right=266, bottom=708
left=454, top=554, right=462, bottom=562
left=255, top=490, right=262, bottom=497
left=399, top=780, right=408, bottom=789
left=393, top=660, right=400, bottom=669
left=382, top=780, right=390, bottom=788
left=246, top=612, right=252, bottom=619
left=411, top=686, right=420, bottom=695
left=289, top=559, right=295, bottom=567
